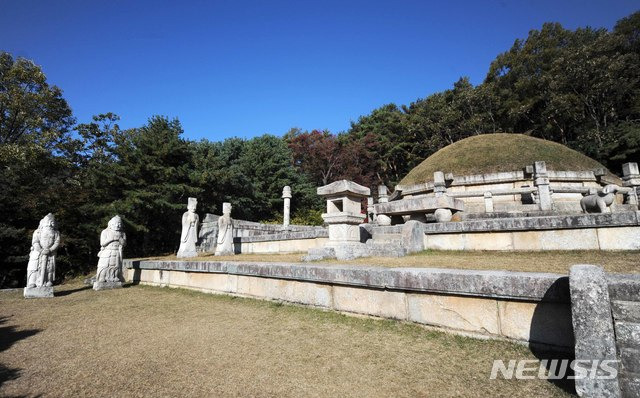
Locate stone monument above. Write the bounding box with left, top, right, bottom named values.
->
left=282, top=186, right=292, bottom=227
left=580, top=185, right=620, bottom=213
left=94, top=215, right=127, bottom=290
left=177, top=197, right=199, bottom=258
left=214, top=202, right=234, bottom=256
left=24, top=213, right=60, bottom=298
left=376, top=185, right=392, bottom=226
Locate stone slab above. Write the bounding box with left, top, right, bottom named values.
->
left=374, top=195, right=464, bottom=216
left=569, top=264, right=621, bottom=398
left=23, top=286, right=53, bottom=298
left=125, top=260, right=571, bottom=302
left=93, top=281, right=123, bottom=290
left=615, top=322, right=640, bottom=347
left=332, top=285, right=406, bottom=319
left=597, top=226, right=640, bottom=250
left=498, top=301, right=573, bottom=347
left=612, top=301, right=640, bottom=323
left=317, top=180, right=370, bottom=197
left=619, top=347, right=640, bottom=373
left=406, top=293, right=500, bottom=335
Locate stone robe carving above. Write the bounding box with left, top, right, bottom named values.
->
left=25, top=213, right=60, bottom=298
left=580, top=185, right=619, bottom=213
left=214, top=202, right=234, bottom=256
left=94, top=215, right=126, bottom=289
left=177, top=198, right=199, bottom=257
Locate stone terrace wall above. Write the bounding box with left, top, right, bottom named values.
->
left=124, top=260, right=574, bottom=350
left=422, top=212, right=640, bottom=251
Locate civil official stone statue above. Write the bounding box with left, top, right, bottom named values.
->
left=24, top=213, right=60, bottom=298
left=214, top=202, right=234, bottom=256
left=177, top=197, right=199, bottom=257
left=94, top=215, right=126, bottom=290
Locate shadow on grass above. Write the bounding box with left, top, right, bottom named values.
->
left=0, top=316, right=40, bottom=390
left=54, top=285, right=93, bottom=297
left=529, top=277, right=576, bottom=395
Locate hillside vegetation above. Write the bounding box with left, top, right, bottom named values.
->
left=400, top=134, right=612, bottom=185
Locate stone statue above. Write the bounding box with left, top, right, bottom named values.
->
left=177, top=197, right=199, bottom=257
left=94, top=215, right=126, bottom=290
left=24, top=213, right=60, bottom=298
left=580, top=184, right=620, bottom=213
left=214, top=202, right=234, bottom=256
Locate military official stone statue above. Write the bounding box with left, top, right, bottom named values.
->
left=94, top=215, right=127, bottom=290
left=177, top=197, right=199, bottom=258
left=24, top=213, right=60, bottom=298
left=214, top=202, right=234, bottom=256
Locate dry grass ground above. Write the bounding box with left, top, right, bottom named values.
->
left=0, top=282, right=571, bottom=397
left=148, top=250, right=640, bottom=274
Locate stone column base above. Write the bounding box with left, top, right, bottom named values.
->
left=23, top=286, right=54, bottom=298
left=93, top=281, right=123, bottom=290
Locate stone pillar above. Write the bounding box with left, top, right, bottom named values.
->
left=367, top=197, right=376, bottom=223
left=622, top=162, right=639, bottom=206
left=433, top=171, right=446, bottom=197
left=484, top=192, right=494, bottom=213
left=282, top=186, right=292, bottom=227
left=533, top=161, right=552, bottom=211
left=318, top=180, right=369, bottom=244
left=376, top=185, right=392, bottom=226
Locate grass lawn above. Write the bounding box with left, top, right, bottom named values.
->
left=0, top=282, right=571, bottom=397
left=146, top=249, right=640, bottom=274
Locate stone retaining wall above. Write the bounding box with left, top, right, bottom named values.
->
left=423, top=212, right=640, bottom=251
left=124, top=260, right=574, bottom=350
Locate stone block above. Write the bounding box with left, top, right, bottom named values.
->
left=619, top=376, right=640, bottom=398
left=540, top=229, right=599, bottom=250
left=512, top=231, right=543, bottom=251
left=424, top=233, right=465, bottom=250
left=620, top=347, right=640, bottom=374
left=188, top=272, right=237, bottom=293
left=498, top=301, right=573, bottom=347
left=615, top=321, right=640, bottom=346
left=406, top=293, right=500, bottom=335
left=23, top=286, right=53, bottom=298
left=612, top=300, right=640, bottom=323
left=332, top=285, right=407, bottom=319
left=236, top=276, right=332, bottom=308
left=93, top=281, right=122, bottom=290
left=465, top=232, right=513, bottom=251
left=569, top=264, right=621, bottom=398
left=597, top=226, right=640, bottom=250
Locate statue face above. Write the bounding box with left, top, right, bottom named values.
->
left=187, top=204, right=196, bottom=212
left=108, top=217, right=123, bottom=231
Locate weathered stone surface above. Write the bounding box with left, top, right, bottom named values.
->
left=177, top=198, right=199, bottom=257
left=23, top=286, right=53, bottom=298
left=317, top=180, right=370, bottom=197
left=597, top=226, right=640, bottom=250
left=434, top=208, right=453, bottom=222
left=612, top=300, right=640, bottom=323
left=619, top=377, right=640, bottom=398
left=615, top=322, right=640, bottom=346
left=569, top=264, right=621, bottom=398
left=608, top=273, right=640, bottom=302
left=407, top=293, right=500, bottom=335
left=498, top=301, right=574, bottom=347
left=423, top=212, right=639, bottom=234
left=332, top=285, right=406, bottom=319
left=374, top=195, right=464, bottom=216
left=26, top=213, right=59, bottom=290
left=215, top=202, right=234, bottom=256
left=401, top=221, right=424, bottom=253
left=95, top=215, right=126, bottom=284
left=93, top=281, right=123, bottom=290
left=619, top=347, right=640, bottom=373
left=126, top=260, right=570, bottom=302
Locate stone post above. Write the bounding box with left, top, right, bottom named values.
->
left=376, top=185, right=392, bottom=226
left=433, top=171, right=446, bottom=197
left=533, top=161, right=552, bottom=211
left=622, top=162, right=639, bottom=206
left=484, top=192, right=494, bottom=213
left=282, top=186, right=292, bottom=227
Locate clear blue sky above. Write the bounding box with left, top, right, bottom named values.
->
left=1, top=0, right=638, bottom=141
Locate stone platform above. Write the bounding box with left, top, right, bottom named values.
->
left=93, top=281, right=123, bottom=290
left=23, top=286, right=54, bottom=298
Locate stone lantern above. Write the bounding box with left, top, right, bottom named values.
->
left=317, top=180, right=370, bottom=244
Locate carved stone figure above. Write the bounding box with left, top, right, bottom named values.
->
left=214, top=202, right=234, bottom=256
left=94, top=215, right=126, bottom=290
left=580, top=185, right=620, bottom=213
left=177, top=197, right=199, bottom=258
left=24, top=213, right=60, bottom=298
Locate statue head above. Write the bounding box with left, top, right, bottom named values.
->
left=222, top=202, right=232, bottom=215
left=108, top=215, right=123, bottom=231
left=39, top=213, right=56, bottom=230
left=602, top=184, right=619, bottom=195
left=187, top=197, right=197, bottom=212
